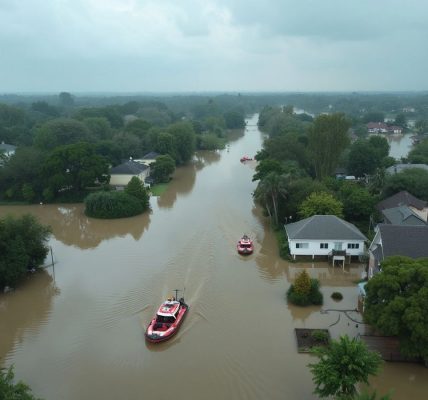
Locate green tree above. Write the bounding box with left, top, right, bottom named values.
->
left=364, top=256, right=428, bottom=361
left=253, top=172, right=289, bottom=225
left=223, top=110, right=245, bottom=129
left=347, top=140, right=379, bottom=177
left=252, top=159, right=284, bottom=181
left=125, top=177, right=150, bottom=209
left=84, top=191, right=144, bottom=219
left=168, top=121, right=196, bottom=164
left=362, top=112, right=385, bottom=123
left=414, top=119, right=428, bottom=134
left=151, top=155, right=176, bottom=183
left=0, top=214, right=51, bottom=288
left=0, top=365, right=42, bottom=400
left=338, top=182, right=375, bottom=221
left=394, top=113, right=406, bottom=127
left=34, top=118, right=90, bottom=150
left=82, top=117, right=113, bottom=140
left=368, top=135, right=390, bottom=161
left=42, top=142, right=109, bottom=197
left=294, top=269, right=311, bottom=295
left=59, top=91, right=74, bottom=107
left=308, top=113, right=350, bottom=180
left=407, top=138, right=428, bottom=164
left=299, top=192, right=344, bottom=219
left=308, top=335, right=382, bottom=400
left=125, top=118, right=151, bottom=138
left=382, top=168, right=428, bottom=201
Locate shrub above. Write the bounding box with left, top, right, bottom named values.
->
left=331, top=291, right=343, bottom=301
left=125, top=176, right=150, bottom=208
left=311, top=330, right=330, bottom=344
left=287, top=277, right=323, bottom=306
left=294, top=270, right=311, bottom=295
left=84, top=191, right=145, bottom=219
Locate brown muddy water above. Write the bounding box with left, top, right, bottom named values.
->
left=1, top=115, right=427, bottom=400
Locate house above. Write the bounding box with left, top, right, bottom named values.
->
left=385, top=163, right=428, bottom=175
left=376, top=191, right=428, bottom=222
left=284, top=215, right=367, bottom=266
left=136, top=152, right=160, bottom=166
left=381, top=205, right=427, bottom=226
left=368, top=224, right=428, bottom=278
left=366, top=123, right=402, bottom=134
left=109, top=159, right=150, bottom=187
left=0, top=142, right=16, bottom=157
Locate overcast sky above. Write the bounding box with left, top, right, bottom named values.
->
left=1, top=0, right=428, bottom=93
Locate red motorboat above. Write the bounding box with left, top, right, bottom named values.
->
left=237, top=234, right=254, bottom=255
left=145, top=291, right=189, bottom=343
left=240, top=155, right=252, bottom=162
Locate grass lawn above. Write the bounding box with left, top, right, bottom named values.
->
left=150, top=183, right=168, bottom=196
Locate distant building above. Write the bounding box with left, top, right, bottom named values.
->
left=367, top=122, right=402, bottom=134
left=135, top=152, right=161, bottom=166
left=376, top=191, right=428, bottom=222
left=0, top=142, right=16, bottom=157
left=385, top=163, right=428, bottom=175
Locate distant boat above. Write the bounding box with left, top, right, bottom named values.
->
left=237, top=234, right=254, bottom=255
left=145, top=291, right=189, bottom=343
left=240, top=155, right=252, bottom=162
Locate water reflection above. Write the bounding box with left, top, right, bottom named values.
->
left=0, top=270, right=56, bottom=362
left=0, top=204, right=151, bottom=249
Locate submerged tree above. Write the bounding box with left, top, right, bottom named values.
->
left=0, top=366, right=42, bottom=400
left=308, top=335, right=382, bottom=400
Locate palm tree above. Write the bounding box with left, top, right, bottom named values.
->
left=253, top=172, right=289, bottom=225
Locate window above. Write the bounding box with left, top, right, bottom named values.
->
left=320, top=243, right=328, bottom=249
left=334, top=242, right=343, bottom=250
left=296, top=243, right=309, bottom=249
left=347, top=243, right=360, bottom=249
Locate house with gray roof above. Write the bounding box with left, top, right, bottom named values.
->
left=284, top=215, right=367, bottom=264
left=381, top=205, right=427, bottom=226
left=135, top=152, right=161, bottom=166
left=376, top=191, right=427, bottom=222
left=0, top=142, right=16, bottom=157
left=368, top=224, right=428, bottom=278
left=109, top=159, right=150, bottom=187
left=386, top=163, right=428, bottom=175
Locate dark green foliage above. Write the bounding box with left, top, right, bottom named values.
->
left=331, top=291, right=343, bottom=300
left=84, top=191, right=145, bottom=219
left=167, top=121, right=196, bottom=164
left=308, top=335, right=382, bottom=399
left=298, top=192, right=344, bottom=219
left=252, top=159, right=284, bottom=181
left=125, top=177, right=150, bottom=208
left=362, top=111, right=385, bottom=123
left=364, top=257, right=428, bottom=360
left=287, top=277, right=323, bottom=306
left=42, top=142, right=109, bottom=197
left=338, top=182, right=375, bottom=221
left=223, top=110, right=245, bottom=129
left=151, top=155, right=176, bottom=183
left=0, top=214, right=51, bottom=288
left=311, top=330, right=330, bottom=344
left=0, top=365, right=42, bottom=400
left=308, top=113, right=350, bottom=180
left=34, top=118, right=90, bottom=150
left=382, top=168, right=428, bottom=201
left=407, top=138, right=428, bottom=164
left=197, top=134, right=225, bottom=150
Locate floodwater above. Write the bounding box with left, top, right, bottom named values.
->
left=370, top=133, right=414, bottom=160
left=1, top=115, right=427, bottom=400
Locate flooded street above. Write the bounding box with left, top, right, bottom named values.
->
left=1, top=115, right=427, bottom=400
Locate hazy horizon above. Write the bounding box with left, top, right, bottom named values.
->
left=1, top=1, right=428, bottom=93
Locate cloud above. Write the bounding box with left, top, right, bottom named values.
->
left=0, top=0, right=427, bottom=91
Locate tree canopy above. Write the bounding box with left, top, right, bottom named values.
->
left=0, top=366, right=42, bottom=400
left=151, top=155, right=176, bottom=183
left=0, top=214, right=51, bottom=288
left=298, top=192, right=344, bottom=219
left=364, top=256, right=428, bottom=361
left=308, top=335, right=382, bottom=399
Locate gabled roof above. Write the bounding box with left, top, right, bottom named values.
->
left=385, top=164, right=428, bottom=175
left=376, top=191, right=426, bottom=211
left=378, top=224, right=428, bottom=259
left=0, top=142, right=16, bottom=152
left=284, top=215, right=367, bottom=241
left=110, top=160, right=148, bottom=175
left=142, top=151, right=160, bottom=160
left=382, top=205, right=427, bottom=226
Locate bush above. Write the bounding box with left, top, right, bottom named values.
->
left=311, top=330, right=330, bottom=344
left=125, top=177, right=150, bottom=208
left=84, top=191, right=145, bottom=219
left=331, top=291, right=343, bottom=301
left=276, top=229, right=291, bottom=260
left=287, top=276, right=323, bottom=306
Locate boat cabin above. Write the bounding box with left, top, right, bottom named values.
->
left=156, top=301, right=179, bottom=322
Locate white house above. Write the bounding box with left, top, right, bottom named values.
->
left=284, top=215, right=367, bottom=266
left=109, top=159, right=150, bottom=187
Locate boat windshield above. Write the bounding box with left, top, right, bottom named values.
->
left=156, top=315, right=176, bottom=323
left=241, top=243, right=252, bottom=248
